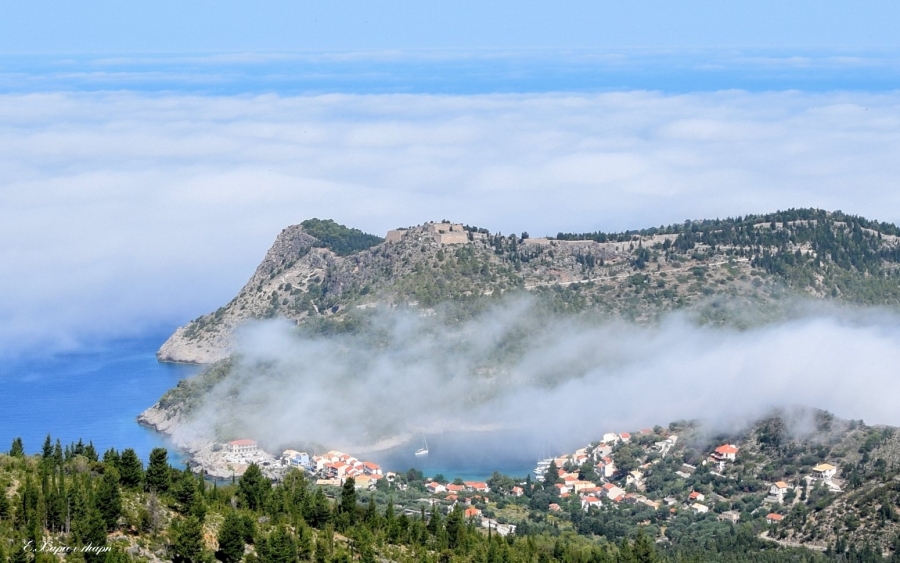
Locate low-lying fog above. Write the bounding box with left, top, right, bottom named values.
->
left=171, top=297, right=900, bottom=467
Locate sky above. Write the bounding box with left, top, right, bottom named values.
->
left=3, top=1, right=900, bottom=53
left=2, top=3, right=900, bottom=357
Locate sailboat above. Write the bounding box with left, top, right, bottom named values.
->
left=415, top=436, right=429, bottom=456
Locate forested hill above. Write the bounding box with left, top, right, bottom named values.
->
left=157, top=208, right=900, bottom=363
left=3, top=411, right=900, bottom=563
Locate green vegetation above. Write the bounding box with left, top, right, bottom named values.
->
left=4, top=416, right=900, bottom=563
left=299, top=219, right=383, bottom=256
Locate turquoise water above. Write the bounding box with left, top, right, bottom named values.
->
left=370, top=430, right=539, bottom=482
left=0, top=331, right=197, bottom=465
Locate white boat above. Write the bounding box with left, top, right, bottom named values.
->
left=415, top=436, right=429, bottom=456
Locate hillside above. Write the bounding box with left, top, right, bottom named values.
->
left=6, top=412, right=898, bottom=563
left=157, top=209, right=900, bottom=364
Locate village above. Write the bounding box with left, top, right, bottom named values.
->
left=196, top=421, right=849, bottom=545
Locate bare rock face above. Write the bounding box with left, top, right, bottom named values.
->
left=156, top=326, right=231, bottom=364
left=156, top=226, right=325, bottom=363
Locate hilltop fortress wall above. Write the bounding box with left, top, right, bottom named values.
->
left=386, top=222, right=470, bottom=245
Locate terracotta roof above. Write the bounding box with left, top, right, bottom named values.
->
left=228, top=439, right=257, bottom=446
left=715, top=444, right=739, bottom=455
left=766, top=513, right=784, bottom=522
left=774, top=481, right=789, bottom=489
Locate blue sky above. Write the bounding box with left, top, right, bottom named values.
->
left=2, top=2, right=900, bottom=356
left=3, top=1, right=900, bottom=53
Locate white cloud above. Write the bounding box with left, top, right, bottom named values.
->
left=172, top=300, right=900, bottom=458
left=2, top=90, right=900, bottom=355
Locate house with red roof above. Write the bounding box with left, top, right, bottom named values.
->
left=581, top=496, right=602, bottom=511
left=711, top=444, right=739, bottom=462
left=226, top=439, right=258, bottom=455
left=362, top=462, right=382, bottom=475
left=464, top=507, right=482, bottom=519
left=766, top=513, right=784, bottom=524
left=464, top=481, right=490, bottom=493
left=426, top=482, right=447, bottom=494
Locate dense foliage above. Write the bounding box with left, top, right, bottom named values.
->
left=299, top=219, right=383, bottom=257
left=3, top=430, right=899, bottom=563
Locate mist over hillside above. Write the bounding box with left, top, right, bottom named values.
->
left=148, top=294, right=900, bottom=462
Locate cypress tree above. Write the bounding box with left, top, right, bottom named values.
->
left=74, top=505, right=108, bottom=563
left=0, top=484, right=9, bottom=520
left=52, top=440, right=63, bottom=467
left=145, top=448, right=171, bottom=493
left=95, top=466, right=122, bottom=531
left=338, top=478, right=357, bottom=524
left=41, top=435, right=53, bottom=464
left=173, top=467, right=197, bottom=515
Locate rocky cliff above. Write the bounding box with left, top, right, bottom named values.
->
left=158, top=210, right=900, bottom=364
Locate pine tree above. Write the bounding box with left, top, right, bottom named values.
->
left=305, top=488, right=330, bottom=528
left=261, top=526, right=297, bottom=563
left=216, top=511, right=245, bottom=563
left=83, top=441, right=98, bottom=462
left=145, top=448, right=171, bottom=493
left=632, top=529, right=657, bottom=563
left=102, top=448, right=120, bottom=467
left=8, top=437, right=24, bottom=457
left=118, top=448, right=144, bottom=489
left=238, top=464, right=270, bottom=512
left=172, top=516, right=205, bottom=563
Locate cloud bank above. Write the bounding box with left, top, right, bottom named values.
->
left=172, top=298, right=900, bottom=461
left=2, top=90, right=900, bottom=356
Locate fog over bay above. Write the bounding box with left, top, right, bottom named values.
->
left=3, top=90, right=900, bottom=358
left=169, top=298, right=900, bottom=459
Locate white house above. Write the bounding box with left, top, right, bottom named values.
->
left=226, top=439, right=258, bottom=455
left=691, top=503, right=709, bottom=514
left=426, top=482, right=447, bottom=494
left=768, top=481, right=789, bottom=502
left=711, top=444, right=739, bottom=462
left=581, top=496, right=602, bottom=511
left=812, top=463, right=837, bottom=480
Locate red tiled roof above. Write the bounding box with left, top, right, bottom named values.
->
left=229, top=439, right=257, bottom=446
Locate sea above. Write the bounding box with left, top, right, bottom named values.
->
left=0, top=330, right=537, bottom=479
left=0, top=331, right=196, bottom=467
left=2, top=50, right=900, bottom=95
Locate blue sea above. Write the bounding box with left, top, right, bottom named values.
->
left=2, top=49, right=900, bottom=95
left=0, top=331, right=538, bottom=479
left=0, top=331, right=197, bottom=465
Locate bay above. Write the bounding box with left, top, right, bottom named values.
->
left=0, top=330, right=197, bottom=465
left=0, top=331, right=538, bottom=479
